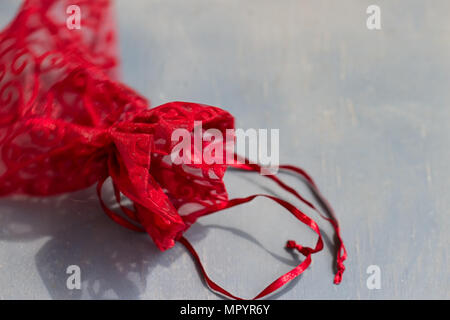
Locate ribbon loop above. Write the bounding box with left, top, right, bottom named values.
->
left=231, top=159, right=347, bottom=284
left=178, top=187, right=325, bottom=300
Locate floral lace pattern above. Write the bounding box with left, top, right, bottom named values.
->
left=0, top=0, right=233, bottom=250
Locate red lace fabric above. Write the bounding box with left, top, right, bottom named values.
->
left=0, top=0, right=346, bottom=299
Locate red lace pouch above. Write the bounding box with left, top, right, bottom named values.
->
left=0, top=0, right=346, bottom=299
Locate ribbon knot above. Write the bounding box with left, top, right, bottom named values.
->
left=286, top=240, right=313, bottom=256
left=286, top=240, right=298, bottom=249
left=334, top=260, right=346, bottom=284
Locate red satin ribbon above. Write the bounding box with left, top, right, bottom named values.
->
left=177, top=160, right=346, bottom=299
left=97, top=155, right=346, bottom=299
left=232, top=162, right=347, bottom=285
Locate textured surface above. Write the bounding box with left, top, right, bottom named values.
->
left=0, top=0, right=449, bottom=299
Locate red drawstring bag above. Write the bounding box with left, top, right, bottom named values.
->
left=0, top=0, right=346, bottom=299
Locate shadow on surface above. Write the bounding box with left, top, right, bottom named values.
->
left=0, top=172, right=323, bottom=299
left=185, top=223, right=306, bottom=300
left=0, top=186, right=191, bottom=299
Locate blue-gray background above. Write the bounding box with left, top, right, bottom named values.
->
left=0, top=0, right=448, bottom=299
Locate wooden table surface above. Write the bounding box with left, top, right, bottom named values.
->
left=0, top=0, right=448, bottom=299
